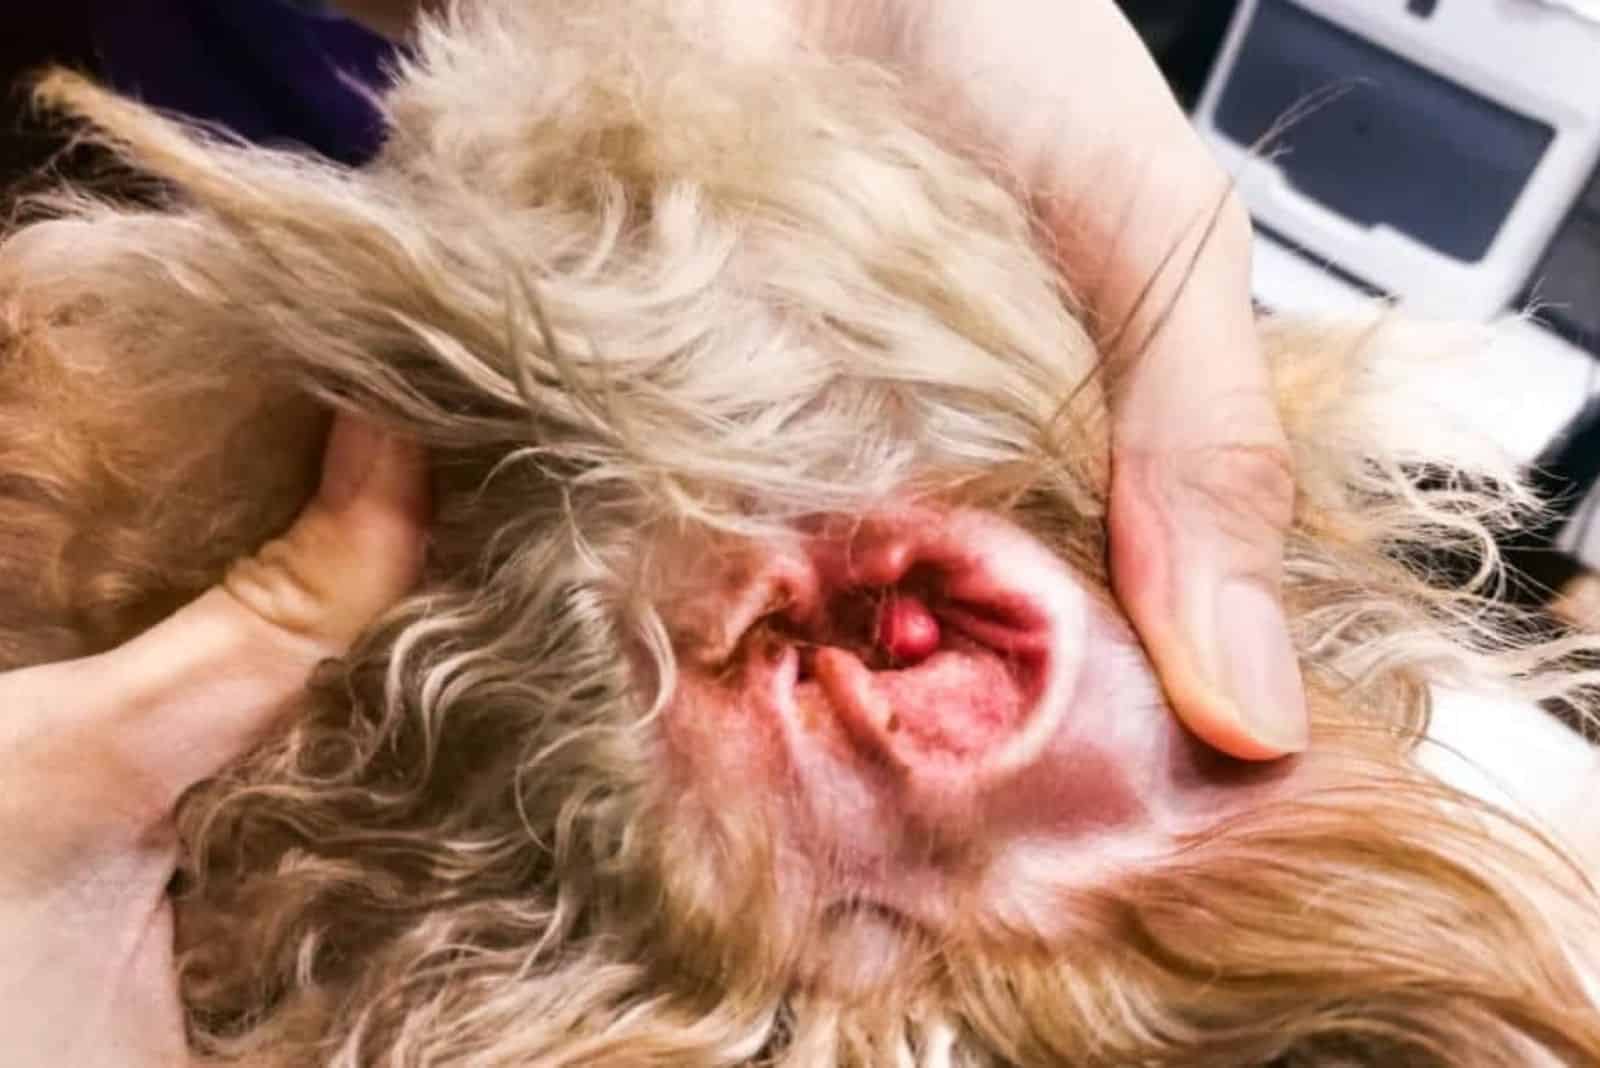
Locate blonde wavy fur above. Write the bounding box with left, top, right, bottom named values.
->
left=2, top=1, right=1600, bottom=1064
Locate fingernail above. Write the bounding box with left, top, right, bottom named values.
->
left=1215, top=579, right=1310, bottom=752
left=317, top=416, right=385, bottom=511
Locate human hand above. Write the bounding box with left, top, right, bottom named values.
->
left=0, top=417, right=428, bottom=1066
left=797, top=0, right=1306, bottom=759
left=328, top=0, right=1305, bottom=758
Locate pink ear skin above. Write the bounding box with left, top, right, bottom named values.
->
left=656, top=505, right=1316, bottom=937
left=662, top=511, right=1119, bottom=858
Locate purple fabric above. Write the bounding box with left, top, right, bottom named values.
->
left=90, top=0, right=397, bottom=165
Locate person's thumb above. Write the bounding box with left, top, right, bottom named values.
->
left=0, top=416, right=429, bottom=840
left=221, top=415, right=430, bottom=656
left=1107, top=310, right=1308, bottom=760
left=1110, top=434, right=1306, bottom=760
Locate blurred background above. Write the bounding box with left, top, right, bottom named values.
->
left=6, top=0, right=1600, bottom=616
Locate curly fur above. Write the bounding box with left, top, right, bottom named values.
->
left=2, top=1, right=1600, bottom=1064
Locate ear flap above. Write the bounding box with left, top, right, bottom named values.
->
left=25, top=68, right=554, bottom=446
left=1252, top=310, right=1600, bottom=726
left=1267, top=310, right=1534, bottom=496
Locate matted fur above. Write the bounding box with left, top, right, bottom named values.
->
left=3, top=1, right=1600, bottom=1064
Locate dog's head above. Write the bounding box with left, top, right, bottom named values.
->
left=3, top=3, right=1597, bottom=1064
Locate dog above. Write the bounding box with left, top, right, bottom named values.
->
left=2, top=2, right=1598, bottom=1063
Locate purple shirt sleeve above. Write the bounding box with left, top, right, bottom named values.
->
left=90, top=0, right=397, bottom=165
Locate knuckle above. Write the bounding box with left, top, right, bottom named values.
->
left=223, top=522, right=342, bottom=643
left=223, top=502, right=421, bottom=653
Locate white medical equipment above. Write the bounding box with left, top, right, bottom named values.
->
left=1194, top=0, right=1600, bottom=320
left=1192, top=0, right=1600, bottom=468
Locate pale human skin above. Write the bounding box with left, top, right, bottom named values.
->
left=0, top=0, right=1299, bottom=1061
left=0, top=418, right=430, bottom=1065
left=788, top=0, right=1305, bottom=761
left=346, top=0, right=1304, bottom=759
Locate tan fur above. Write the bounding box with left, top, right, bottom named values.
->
left=3, top=2, right=1599, bottom=1064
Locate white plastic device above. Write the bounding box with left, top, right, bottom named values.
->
left=1193, top=0, right=1600, bottom=320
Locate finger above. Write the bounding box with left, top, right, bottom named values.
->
left=0, top=416, right=429, bottom=831
left=222, top=415, right=430, bottom=653
left=1106, top=229, right=1308, bottom=760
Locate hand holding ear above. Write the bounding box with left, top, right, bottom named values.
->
left=0, top=416, right=428, bottom=1066
left=331, top=0, right=1307, bottom=759
left=798, top=0, right=1307, bottom=759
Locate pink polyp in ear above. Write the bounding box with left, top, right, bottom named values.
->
left=875, top=593, right=940, bottom=665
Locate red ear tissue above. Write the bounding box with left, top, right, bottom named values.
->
left=875, top=592, right=940, bottom=665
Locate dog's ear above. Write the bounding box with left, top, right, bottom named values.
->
left=0, top=213, right=329, bottom=667
left=1240, top=312, right=1549, bottom=730
left=1265, top=313, right=1530, bottom=508
left=22, top=68, right=530, bottom=444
